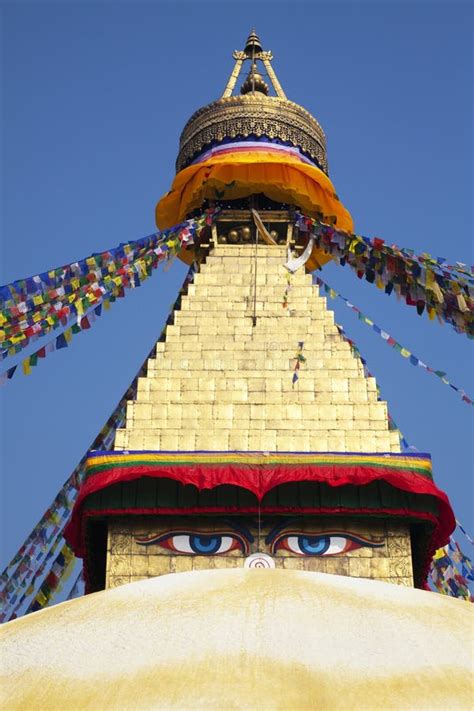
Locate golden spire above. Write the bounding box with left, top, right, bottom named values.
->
left=221, top=29, right=287, bottom=100
left=244, top=28, right=263, bottom=55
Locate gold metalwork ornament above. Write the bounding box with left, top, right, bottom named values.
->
left=240, top=226, right=252, bottom=242
left=240, top=63, right=269, bottom=96
left=233, top=50, right=273, bottom=61
left=176, top=95, right=328, bottom=174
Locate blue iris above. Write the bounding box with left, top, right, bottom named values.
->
left=298, top=536, right=330, bottom=555
left=190, top=535, right=222, bottom=554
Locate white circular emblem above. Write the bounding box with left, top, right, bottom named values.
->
left=244, top=553, right=275, bottom=569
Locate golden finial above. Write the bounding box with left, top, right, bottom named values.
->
left=221, top=30, right=287, bottom=100
left=244, top=29, right=263, bottom=56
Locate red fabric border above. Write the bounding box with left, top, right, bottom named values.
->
left=79, top=462, right=436, bottom=497
left=65, top=462, right=455, bottom=587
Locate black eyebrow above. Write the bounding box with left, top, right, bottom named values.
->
left=265, top=518, right=299, bottom=545
left=223, top=518, right=255, bottom=543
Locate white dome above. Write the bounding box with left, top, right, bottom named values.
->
left=2, top=569, right=472, bottom=710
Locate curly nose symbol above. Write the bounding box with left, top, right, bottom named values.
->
left=244, top=553, right=275, bottom=569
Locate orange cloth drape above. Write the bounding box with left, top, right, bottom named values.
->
left=156, top=151, right=354, bottom=232
left=155, top=151, right=354, bottom=269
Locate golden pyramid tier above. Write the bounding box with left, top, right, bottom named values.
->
left=2, top=569, right=472, bottom=710
left=115, top=245, right=398, bottom=454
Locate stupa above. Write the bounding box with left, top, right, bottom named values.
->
left=3, top=31, right=470, bottom=711
left=63, top=30, right=453, bottom=593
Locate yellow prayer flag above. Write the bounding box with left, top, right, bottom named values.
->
left=400, top=348, right=411, bottom=358
left=22, top=358, right=32, bottom=375
left=33, top=295, right=44, bottom=306
left=0, top=313, right=6, bottom=326
left=71, top=278, right=80, bottom=290
left=64, top=328, right=73, bottom=343
left=431, top=281, right=444, bottom=303
left=457, top=294, right=468, bottom=312
left=36, top=590, right=48, bottom=606
left=103, top=299, right=111, bottom=311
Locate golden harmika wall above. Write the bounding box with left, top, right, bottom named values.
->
left=105, top=516, right=414, bottom=589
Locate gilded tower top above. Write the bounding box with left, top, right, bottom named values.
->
left=176, top=30, right=328, bottom=173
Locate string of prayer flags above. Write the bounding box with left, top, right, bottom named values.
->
left=67, top=568, right=85, bottom=600
left=292, top=341, right=306, bottom=385
left=6, top=533, right=68, bottom=620
left=1, top=264, right=199, bottom=620
left=456, top=519, right=474, bottom=546
left=315, top=276, right=473, bottom=406
left=0, top=235, right=201, bottom=384
left=1, top=243, right=160, bottom=357
left=0, top=214, right=207, bottom=310
left=0, top=211, right=216, bottom=360
left=429, top=537, right=473, bottom=601
left=25, top=542, right=76, bottom=614
left=296, top=213, right=473, bottom=338
left=0, top=479, right=79, bottom=614
left=0, top=245, right=153, bottom=354
left=4, top=303, right=108, bottom=384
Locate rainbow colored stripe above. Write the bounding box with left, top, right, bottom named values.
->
left=191, top=139, right=317, bottom=167
left=86, top=450, right=433, bottom=480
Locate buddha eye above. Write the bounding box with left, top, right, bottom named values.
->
left=136, top=531, right=248, bottom=555
left=272, top=532, right=384, bottom=556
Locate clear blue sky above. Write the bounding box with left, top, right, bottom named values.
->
left=1, top=1, right=472, bottom=568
